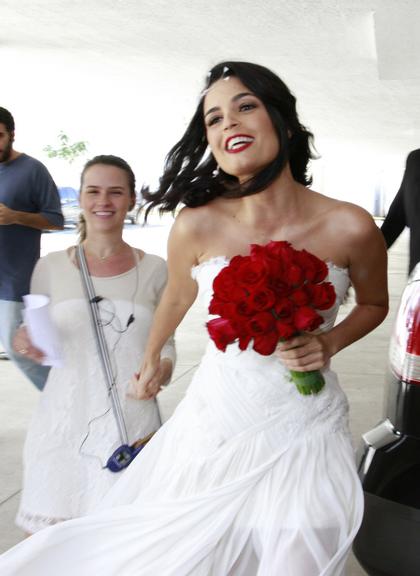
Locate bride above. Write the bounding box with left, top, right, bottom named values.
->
left=0, top=61, right=388, bottom=575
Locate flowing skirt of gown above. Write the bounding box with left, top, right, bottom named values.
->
left=0, top=339, right=363, bottom=576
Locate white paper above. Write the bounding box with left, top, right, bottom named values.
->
left=23, top=294, right=63, bottom=367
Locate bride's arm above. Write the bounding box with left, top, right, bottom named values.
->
left=277, top=205, right=389, bottom=371
left=132, top=209, right=201, bottom=399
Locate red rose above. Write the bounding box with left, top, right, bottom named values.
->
left=307, top=282, right=336, bottom=310
left=290, top=287, right=310, bottom=306
left=212, top=267, right=238, bottom=301
left=235, top=319, right=254, bottom=350
left=209, top=296, right=223, bottom=316
left=274, top=297, right=294, bottom=320
left=233, top=286, right=250, bottom=302
left=253, top=330, right=279, bottom=355
left=265, top=258, right=283, bottom=279
left=265, top=240, right=294, bottom=262
left=235, top=299, right=255, bottom=316
left=231, top=315, right=250, bottom=336
left=210, top=298, right=253, bottom=325
left=223, top=302, right=241, bottom=320
left=209, top=297, right=239, bottom=321
left=249, top=287, right=276, bottom=311
left=213, top=301, right=253, bottom=333
left=247, top=311, right=276, bottom=335
left=268, top=277, right=291, bottom=297
left=276, top=321, right=295, bottom=340
left=236, top=259, right=268, bottom=288
left=249, top=244, right=267, bottom=260
left=229, top=255, right=246, bottom=271
left=283, top=264, right=304, bottom=287
left=294, top=306, right=323, bottom=332
left=206, top=318, right=238, bottom=351
left=311, top=260, right=328, bottom=283
left=251, top=243, right=284, bottom=277
left=238, top=332, right=253, bottom=351
left=296, top=250, right=328, bottom=283
left=264, top=242, right=296, bottom=278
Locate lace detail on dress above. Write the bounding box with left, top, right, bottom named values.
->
left=191, top=256, right=228, bottom=280
left=325, top=261, right=349, bottom=275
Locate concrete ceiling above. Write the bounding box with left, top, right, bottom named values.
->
left=2, top=0, right=420, bottom=206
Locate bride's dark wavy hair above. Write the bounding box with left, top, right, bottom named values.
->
left=143, top=61, right=316, bottom=215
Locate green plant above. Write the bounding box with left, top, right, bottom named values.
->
left=43, top=131, right=88, bottom=164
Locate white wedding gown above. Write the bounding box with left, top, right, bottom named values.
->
left=0, top=257, right=363, bottom=576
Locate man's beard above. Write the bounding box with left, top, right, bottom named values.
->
left=0, top=140, right=13, bottom=163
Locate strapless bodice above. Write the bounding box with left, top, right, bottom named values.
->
left=191, top=255, right=350, bottom=332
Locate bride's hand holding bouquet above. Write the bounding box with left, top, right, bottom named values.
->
left=275, top=330, right=333, bottom=383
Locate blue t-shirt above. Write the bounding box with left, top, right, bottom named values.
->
left=0, top=153, right=64, bottom=301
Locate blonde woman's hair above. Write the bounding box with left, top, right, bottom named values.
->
left=78, top=212, right=87, bottom=243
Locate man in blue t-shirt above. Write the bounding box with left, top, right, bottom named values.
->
left=0, top=107, right=64, bottom=390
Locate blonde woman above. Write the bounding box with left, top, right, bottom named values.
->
left=13, top=155, right=175, bottom=535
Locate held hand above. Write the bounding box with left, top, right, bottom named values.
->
left=275, top=333, right=331, bottom=372
left=128, top=358, right=173, bottom=400
left=0, top=203, right=16, bottom=225
left=12, top=325, right=45, bottom=364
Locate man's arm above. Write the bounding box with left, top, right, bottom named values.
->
left=0, top=203, right=62, bottom=230
left=381, top=184, right=406, bottom=249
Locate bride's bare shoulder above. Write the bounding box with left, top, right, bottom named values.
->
left=167, top=203, right=226, bottom=264
left=172, top=202, right=226, bottom=237
left=310, top=191, right=377, bottom=236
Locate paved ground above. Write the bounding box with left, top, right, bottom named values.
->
left=0, top=219, right=409, bottom=574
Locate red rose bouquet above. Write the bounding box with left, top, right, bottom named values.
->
left=206, top=241, right=336, bottom=395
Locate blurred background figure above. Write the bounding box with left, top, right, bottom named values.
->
left=381, top=149, right=420, bottom=275
left=12, top=155, right=175, bottom=535
left=0, top=107, right=63, bottom=389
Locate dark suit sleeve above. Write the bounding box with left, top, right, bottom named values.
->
left=381, top=184, right=406, bottom=249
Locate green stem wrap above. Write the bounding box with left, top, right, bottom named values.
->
left=290, top=369, right=325, bottom=395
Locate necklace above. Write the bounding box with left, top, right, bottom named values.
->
left=83, top=242, right=127, bottom=261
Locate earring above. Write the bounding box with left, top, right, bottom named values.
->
left=212, top=165, right=220, bottom=178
